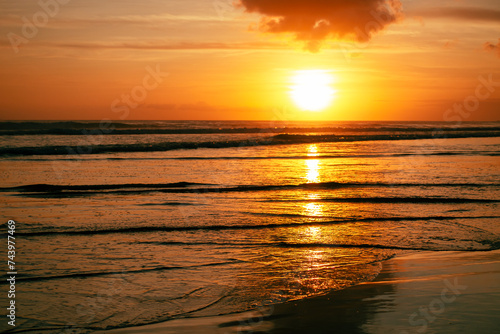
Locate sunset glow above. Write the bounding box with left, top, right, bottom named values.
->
left=0, top=0, right=498, bottom=121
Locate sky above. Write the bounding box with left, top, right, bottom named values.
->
left=0, top=0, right=499, bottom=121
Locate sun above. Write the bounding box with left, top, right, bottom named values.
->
left=290, top=70, right=336, bottom=112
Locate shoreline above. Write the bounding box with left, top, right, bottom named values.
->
left=95, top=249, right=500, bottom=334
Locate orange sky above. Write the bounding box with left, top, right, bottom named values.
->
left=0, top=0, right=499, bottom=121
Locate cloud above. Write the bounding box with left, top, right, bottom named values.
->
left=484, top=39, right=500, bottom=58
left=0, top=40, right=286, bottom=51
left=237, top=0, right=403, bottom=52
left=414, top=7, right=500, bottom=22
left=0, top=13, right=235, bottom=29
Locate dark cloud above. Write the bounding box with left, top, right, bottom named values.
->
left=238, top=0, right=403, bottom=52
left=484, top=39, right=500, bottom=58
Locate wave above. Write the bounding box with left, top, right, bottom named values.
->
left=1, top=131, right=499, bottom=156
left=261, top=197, right=500, bottom=204
left=3, top=181, right=498, bottom=197
left=140, top=201, right=201, bottom=206
left=0, top=181, right=209, bottom=193
left=16, top=240, right=495, bottom=285
left=1, top=121, right=500, bottom=136
left=140, top=197, right=500, bottom=210
left=135, top=239, right=499, bottom=252
left=15, top=215, right=500, bottom=236
left=6, top=151, right=500, bottom=161
left=267, top=241, right=499, bottom=251
left=3, top=260, right=241, bottom=284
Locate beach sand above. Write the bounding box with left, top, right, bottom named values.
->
left=96, top=250, right=500, bottom=334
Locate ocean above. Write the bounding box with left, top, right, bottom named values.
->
left=0, top=120, right=499, bottom=333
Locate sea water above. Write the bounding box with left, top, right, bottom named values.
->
left=0, top=121, right=499, bottom=333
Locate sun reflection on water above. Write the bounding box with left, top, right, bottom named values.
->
left=307, top=144, right=319, bottom=157
left=307, top=249, right=325, bottom=268
left=304, top=202, right=323, bottom=218
left=305, top=160, right=320, bottom=183
left=295, top=144, right=333, bottom=293
left=305, top=144, right=321, bottom=183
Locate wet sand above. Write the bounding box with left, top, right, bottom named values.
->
left=96, top=250, right=500, bottom=334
